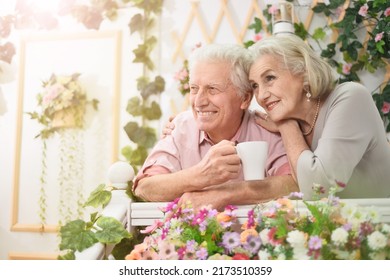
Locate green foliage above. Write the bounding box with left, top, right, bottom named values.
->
left=95, top=216, right=131, bottom=244
left=83, top=183, right=112, bottom=208
left=58, top=183, right=132, bottom=260
left=59, top=219, right=98, bottom=252
left=248, top=17, right=263, bottom=33
left=123, top=121, right=157, bottom=148
left=122, top=0, right=165, bottom=171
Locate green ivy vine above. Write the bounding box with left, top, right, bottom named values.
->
left=121, top=0, right=165, bottom=176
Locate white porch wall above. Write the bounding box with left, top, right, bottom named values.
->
left=0, top=0, right=388, bottom=260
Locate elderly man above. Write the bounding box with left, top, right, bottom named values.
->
left=133, top=44, right=298, bottom=210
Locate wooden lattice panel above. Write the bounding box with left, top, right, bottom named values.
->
left=168, top=0, right=389, bottom=114
left=171, top=0, right=267, bottom=62
left=170, top=0, right=356, bottom=63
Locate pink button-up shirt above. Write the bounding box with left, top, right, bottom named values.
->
left=133, top=110, right=290, bottom=190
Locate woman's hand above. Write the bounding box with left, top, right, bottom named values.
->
left=161, top=115, right=176, bottom=139
left=254, top=110, right=279, bottom=133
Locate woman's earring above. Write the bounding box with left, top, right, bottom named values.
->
left=306, top=91, right=311, bottom=101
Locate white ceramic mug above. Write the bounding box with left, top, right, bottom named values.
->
left=236, top=141, right=268, bottom=180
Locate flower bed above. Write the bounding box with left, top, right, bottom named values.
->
left=126, top=186, right=390, bottom=260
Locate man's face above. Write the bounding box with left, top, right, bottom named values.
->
left=189, top=61, right=250, bottom=143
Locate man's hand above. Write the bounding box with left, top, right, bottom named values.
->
left=179, top=189, right=227, bottom=212
left=193, top=140, right=241, bottom=187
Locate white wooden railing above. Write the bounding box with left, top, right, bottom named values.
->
left=76, top=161, right=390, bottom=260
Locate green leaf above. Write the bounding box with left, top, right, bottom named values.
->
left=57, top=250, right=75, bottom=260
left=59, top=220, right=98, bottom=252
left=143, top=101, right=162, bottom=120
left=95, top=216, right=132, bottom=244
left=84, top=184, right=112, bottom=208
left=123, top=122, right=157, bottom=148
left=136, top=76, right=149, bottom=91
left=321, top=43, right=336, bottom=58
left=129, top=13, right=144, bottom=34
left=248, top=17, right=262, bottom=33
left=312, top=28, right=326, bottom=40
left=243, top=40, right=255, bottom=49
left=128, top=145, right=149, bottom=166
left=140, top=75, right=166, bottom=99
left=112, top=236, right=140, bottom=260
left=294, top=22, right=308, bottom=40
left=312, top=3, right=327, bottom=13
left=124, top=121, right=138, bottom=139
left=376, top=40, right=385, bottom=54
left=133, top=38, right=157, bottom=70
left=126, top=97, right=142, bottom=116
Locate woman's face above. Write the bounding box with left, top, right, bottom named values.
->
left=249, top=54, right=305, bottom=121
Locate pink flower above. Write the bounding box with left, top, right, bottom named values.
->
left=253, top=33, right=262, bottom=42
left=385, top=7, right=390, bottom=17
left=191, top=42, right=202, bottom=52
left=358, top=4, right=368, bottom=17
left=140, top=219, right=164, bottom=234
left=342, top=63, right=352, bottom=75
left=375, top=32, right=384, bottom=42
left=335, top=180, right=346, bottom=189
left=382, top=102, right=390, bottom=114
left=268, top=5, right=278, bottom=15
left=42, top=83, right=64, bottom=105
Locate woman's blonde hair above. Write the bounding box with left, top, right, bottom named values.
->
left=249, top=35, right=337, bottom=98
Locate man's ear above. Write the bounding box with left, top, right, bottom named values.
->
left=240, top=91, right=253, bottom=109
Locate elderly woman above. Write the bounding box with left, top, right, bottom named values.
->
left=249, top=35, right=390, bottom=199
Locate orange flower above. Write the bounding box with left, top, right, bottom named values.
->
left=276, top=197, right=293, bottom=210
left=125, top=243, right=147, bottom=260
left=217, top=212, right=234, bottom=223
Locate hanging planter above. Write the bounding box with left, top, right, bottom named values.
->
left=51, top=106, right=85, bottom=129
left=27, top=72, right=99, bottom=226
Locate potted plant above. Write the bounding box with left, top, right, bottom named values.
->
left=27, top=72, right=99, bottom=225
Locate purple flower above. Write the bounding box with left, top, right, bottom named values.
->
left=195, top=247, right=208, bottom=260
left=221, top=232, right=241, bottom=251
left=342, top=223, right=352, bottom=231
left=308, top=236, right=322, bottom=250
left=289, top=192, right=304, bottom=199
left=243, top=235, right=261, bottom=255
left=186, top=240, right=196, bottom=251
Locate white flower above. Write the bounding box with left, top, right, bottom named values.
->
left=258, top=249, right=270, bottom=260
left=293, top=246, right=310, bottom=260
left=367, top=231, right=387, bottom=250
left=287, top=230, right=306, bottom=248
left=259, top=229, right=270, bottom=245
left=331, top=227, right=349, bottom=246
left=381, top=224, right=390, bottom=234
